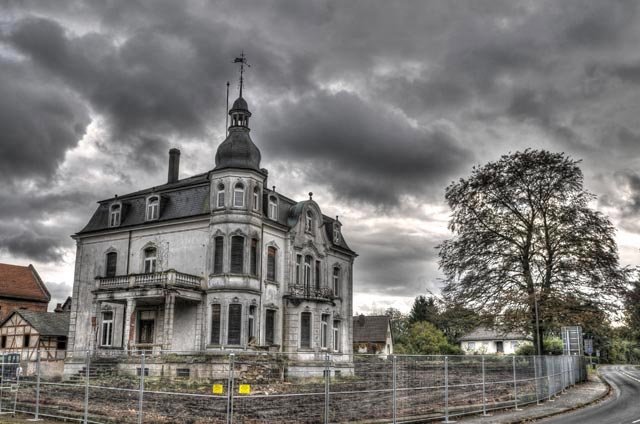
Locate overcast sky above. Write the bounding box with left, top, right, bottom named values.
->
left=1, top=1, right=640, bottom=314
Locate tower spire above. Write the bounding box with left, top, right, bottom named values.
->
left=233, top=51, right=250, bottom=98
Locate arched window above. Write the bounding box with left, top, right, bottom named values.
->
left=146, top=196, right=159, bottom=221
left=234, top=182, right=245, bottom=207
left=253, top=187, right=259, bottom=211
left=332, top=267, right=340, bottom=296
left=268, top=196, right=278, bottom=220
left=213, top=236, right=224, bottom=274
left=105, top=252, right=117, bottom=278
left=143, top=247, right=157, bottom=273
left=109, top=204, right=121, bottom=227
left=305, top=210, right=313, bottom=232
left=217, top=184, right=225, bottom=208
left=267, top=246, right=276, bottom=281
left=230, top=236, right=244, bottom=273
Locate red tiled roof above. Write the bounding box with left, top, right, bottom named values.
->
left=0, top=263, right=51, bottom=303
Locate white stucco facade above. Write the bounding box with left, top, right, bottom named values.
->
left=65, top=94, right=356, bottom=369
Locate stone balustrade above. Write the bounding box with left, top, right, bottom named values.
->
left=97, top=270, right=203, bottom=290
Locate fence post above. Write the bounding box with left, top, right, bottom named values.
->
left=29, top=349, right=42, bottom=421
left=392, top=355, right=397, bottom=424
left=512, top=356, right=519, bottom=410
left=12, top=362, right=21, bottom=416
left=324, top=353, right=330, bottom=424
left=83, top=350, right=90, bottom=424
left=533, top=355, right=540, bottom=405
left=138, top=352, right=145, bottom=424
left=549, top=356, right=556, bottom=402
left=482, top=356, right=488, bottom=416
left=443, top=356, right=451, bottom=423
left=227, top=353, right=235, bottom=424
left=0, top=354, right=5, bottom=415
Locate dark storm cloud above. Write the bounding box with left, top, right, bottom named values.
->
left=44, top=281, right=73, bottom=307
left=259, top=90, right=471, bottom=207
left=0, top=222, right=66, bottom=262
left=349, top=226, right=442, bottom=296
left=0, top=58, right=89, bottom=181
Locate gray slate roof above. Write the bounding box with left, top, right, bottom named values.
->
left=1, top=311, right=70, bottom=337
left=78, top=170, right=355, bottom=254
left=459, top=326, right=527, bottom=342
left=352, top=315, right=391, bottom=343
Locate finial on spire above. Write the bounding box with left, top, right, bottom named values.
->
left=309, top=192, right=313, bottom=200
left=233, top=51, right=250, bottom=98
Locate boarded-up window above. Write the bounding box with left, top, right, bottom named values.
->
left=214, top=237, right=224, bottom=274
left=230, top=236, right=244, bottom=274
left=228, top=304, right=242, bottom=345
left=211, top=304, right=221, bottom=345
left=23, top=334, right=30, bottom=348
left=57, top=336, right=67, bottom=350
left=106, top=252, right=117, bottom=277
left=267, top=247, right=276, bottom=280
left=300, top=312, right=311, bottom=348
left=250, top=239, right=258, bottom=276
left=265, top=310, right=275, bottom=345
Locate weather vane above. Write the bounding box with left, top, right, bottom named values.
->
left=233, top=51, right=250, bottom=97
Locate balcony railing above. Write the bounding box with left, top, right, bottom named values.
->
left=97, top=270, right=203, bottom=290
left=287, top=284, right=334, bottom=300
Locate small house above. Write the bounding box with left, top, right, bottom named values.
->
left=0, top=310, right=70, bottom=361
left=460, top=326, right=528, bottom=354
left=352, top=315, right=393, bottom=355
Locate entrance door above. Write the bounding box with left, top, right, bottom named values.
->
left=137, top=311, right=155, bottom=345
left=496, top=341, right=504, bottom=353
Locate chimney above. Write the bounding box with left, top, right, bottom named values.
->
left=168, top=148, right=180, bottom=184
left=54, top=303, right=63, bottom=313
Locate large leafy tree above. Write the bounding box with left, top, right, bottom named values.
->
left=439, top=150, right=625, bottom=355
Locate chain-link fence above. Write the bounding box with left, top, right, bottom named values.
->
left=0, top=350, right=586, bottom=423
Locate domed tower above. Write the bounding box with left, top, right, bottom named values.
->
left=206, top=55, right=267, bottom=349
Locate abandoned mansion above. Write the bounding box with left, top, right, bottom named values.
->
left=65, top=87, right=357, bottom=366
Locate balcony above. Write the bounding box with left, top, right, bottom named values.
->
left=287, top=284, right=334, bottom=301
left=96, top=270, right=203, bottom=291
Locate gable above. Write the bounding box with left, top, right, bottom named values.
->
left=0, top=263, right=50, bottom=302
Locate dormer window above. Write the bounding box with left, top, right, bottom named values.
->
left=333, top=224, right=341, bottom=244
left=268, top=196, right=278, bottom=220
left=146, top=196, right=159, bottom=221
left=217, top=184, right=225, bottom=208
left=109, top=204, right=121, bottom=227
left=305, top=211, right=314, bottom=233
left=253, top=187, right=260, bottom=211
left=234, top=183, right=245, bottom=207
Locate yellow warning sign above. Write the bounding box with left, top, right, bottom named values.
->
left=212, top=384, right=223, bottom=394
left=239, top=384, right=250, bottom=395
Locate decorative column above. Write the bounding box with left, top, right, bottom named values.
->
left=163, top=293, right=176, bottom=351
left=123, top=298, right=137, bottom=352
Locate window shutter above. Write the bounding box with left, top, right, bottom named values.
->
left=214, top=237, right=224, bottom=274
left=266, top=310, right=275, bottom=344
left=250, top=239, right=258, bottom=276
left=228, top=304, right=242, bottom=345
left=267, top=247, right=276, bottom=280
left=300, top=312, right=311, bottom=348
left=211, top=304, right=221, bottom=344
left=230, top=236, right=244, bottom=273
left=106, top=252, right=117, bottom=277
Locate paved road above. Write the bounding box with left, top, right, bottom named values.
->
left=539, top=365, right=640, bottom=424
